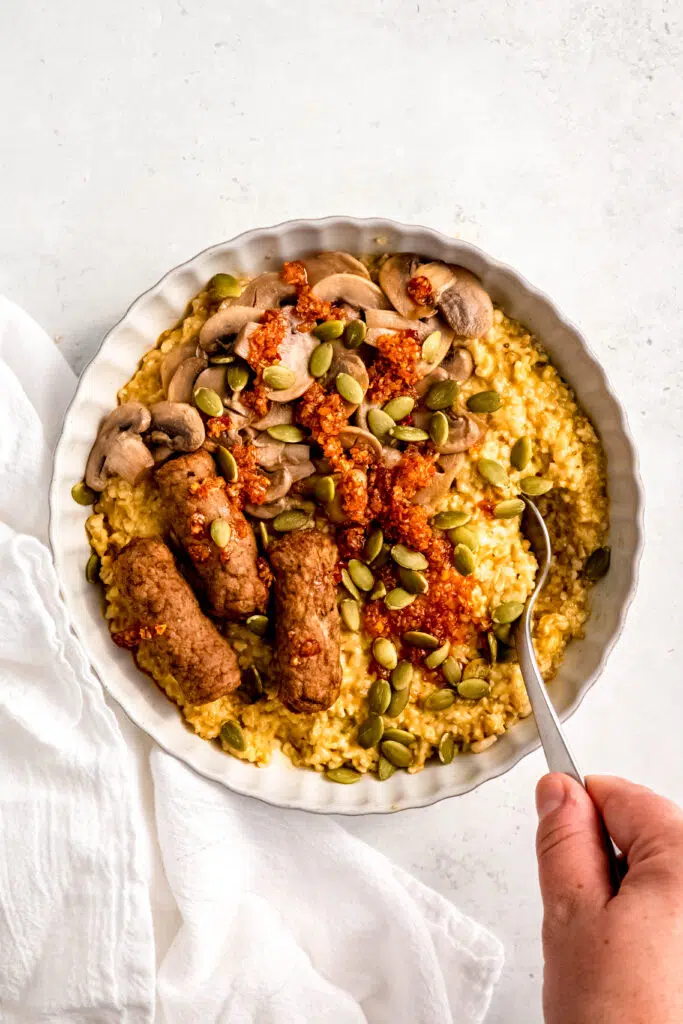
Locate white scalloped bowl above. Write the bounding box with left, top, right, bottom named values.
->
left=49, top=218, right=643, bottom=814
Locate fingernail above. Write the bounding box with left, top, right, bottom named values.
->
left=536, top=774, right=567, bottom=820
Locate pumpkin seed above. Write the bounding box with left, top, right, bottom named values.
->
left=384, top=588, right=416, bottom=610
left=442, top=657, right=462, bottom=686
left=240, top=664, right=264, bottom=703
left=487, top=631, right=498, bottom=664
left=336, top=372, right=365, bottom=405
left=391, top=544, right=428, bottom=571
left=314, top=475, right=335, bottom=503
left=367, top=408, right=396, bottom=441
left=403, top=630, right=440, bottom=650
left=71, top=481, right=96, bottom=506
left=457, top=679, right=490, bottom=700
left=383, top=728, right=416, bottom=745
left=194, top=386, right=224, bottom=417
left=390, top=660, right=413, bottom=691
left=449, top=526, right=479, bottom=552
left=210, top=518, right=232, bottom=548
left=466, top=390, right=502, bottom=413
left=373, top=544, right=391, bottom=569
left=453, top=543, right=475, bottom=576
left=520, top=476, right=553, bottom=497
left=209, top=353, right=236, bottom=365
left=390, top=425, right=429, bottom=442
left=494, top=498, right=525, bottom=519
left=432, top=510, right=470, bottom=530
left=368, top=676, right=392, bottom=713
left=369, top=580, right=387, bottom=601
left=425, top=642, right=450, bottom=670
left=372, top=638, right=398, bottom=671
left=425, top=378, right=459, bottom=411
left=220, top=719, right=246, bottom=751
left=398, top=567, right=429, bottom=594
left=385, top=686, right=411, bottom=717
left=343, top=319, right=367, bottom=349
left=263, top=364, right=296, bottom=390
left=312, top=319, right=345, bottom=341
left=363, top=526, right=384, bottom=563
left=429, top=411, right=449, bottom=447
left=85, top=552, right=100, bottom=584
left=246, top=614, right=269, bottom=637
left=462, top=658, right=489, bottom=680
left=381, top=739, right=412, bottom=768
left=348, top=559, right=374, bottom=592
left=584, top=546, right=611, bottom=581
left=493, top=622, right=512, bottom=643
left=438, top=732, right=455, bottom=764
left=227, top=363, right=249, bottom=391
left=273, top=509, right=311, bottom=532
left=424, top=689, right=455, bottom=712
left=421, top=331, right=442, bottom=363
left=257, top=520, right=269, bottom=550
left=341, top=568, right=361, bottom=600
left=326, top=767, right=361, bottom=784
left=216, top=446, right=239, bottom=482
left=266, top=424, right=305, bottom=443
left=210, top=272, right=242, bottom=299
left=378, top=756, right=396, bottom=780
left=340, top=599, right=361, bottom=632
left=309, top=342, right=334, bottom=378
left=510, top=435, right=532, bottom=471
left=477, top=458, right=507, bottom=488
left=358, top=714, right=384, bottom=749
left=492, top=601, right=525, bottom=624
left=383, top=396, right=415, bottom=421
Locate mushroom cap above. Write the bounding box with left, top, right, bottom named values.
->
left=244, top=494, right=314, bottom=520
left=85, top=402, right=153, bottom=491
left=440, top=346, right=474, bottom=384
left=364, top=308, right=433, bottom=339
left=167, top=356, right=208, bottom=404
left=235, top=273, right=297, bottom=309
left=337, top=426, right=382, bottom=461
left=413, top=454, right=463, bottom=507
left=413, top=410, right=482, bottom=454
left=267, top=323, right=318, bottom=403
left=199, top=306, right=266, bottom=353
left=378, top=253, right=436, bottom=319
left=251, top=402, right=293, bottom=430
left=310, top=273, right=392, bottom=310
left=303, top=251, right=370, bottom=286
left=417, top=263, right=493, bottom=338
left=161, top=341, right=201, bottom=393
left=415, top=365, right=448, bottom=398
left=322, top=343, right=369, bottom=412
left=148, top=402, right=205, bottom=452
left=194, top=365, right=229, bottom=402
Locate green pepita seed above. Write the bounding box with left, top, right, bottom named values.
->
left=358, top=713, right=384, bottom=748
left=385, top=686, right=411, bottom=718
left=381, top=739, right=412, bottom=768
left=442, top=657, right=462, bottom=686
left=367, top=408, right=396, bottom=441
left=85, top=552, right=100, bottom=584
left=493, top=499, right=525, bottom=519
left=267, top=424, right=306, bottom=443
left=378, top=756, right=397, bottom=780
left=309, top=342, right=334, bottom=378
left=246, top=614, right=269, bottom=637
left=368, top=676, right=392, bottom=713
left=369, top=580, right=387, bottom=601
left=194, top=386, right=224, bottom=417
left=312, top=319, right=345, bottom=341
left=314, top=475, right=335, bottom=503
left=373, top=543, right=391, bottom=569
left=226, top=363, right=249, bottom=391
left=466, top=390, right=502, bottom=414
left=510, top=435, right=532, bottom=471
left=493, top=622, right=512, bottom=643
left=487, top=631, right=498, bottom=664
left=457, top=679, right=490, bottom=700
left=390, top=425, right=429, bottom=442
left=71, top=481, right=97, bottom=506
left=348, top=559, right=374, bottom=592
left=326, top=767, right=361, bottom=784
left=257, top=521, right=269, bottom=550
left=403, top=630, right=440, bottom=650
left=372, top=638, right=398, bottom=671
left=263, top=365, right=296, bottom=390
left=425, top=378, right=459, bottom=411
left=453, top=543, right=476, bottom=576
left=398, top=567, right=429, bottom=595
left=424, top=689, right=455, bottom=712
left=462, top=658, right=489, bottom=680
left=391, top=544, right=428, bottom=571
left=477, top=458, right=507, bottom=488
left=336, top=372, right=365, bottom=405
left=584, top=546, right=611, bottom=581
left=421, top=330, right=442, bottom=363
left=341, top=568, right=361, bottom=600
left=363, top=526, right=384, bottom=563
left=216, top=445, right=239, bottom=482
left=240, top=665, right=264, bottom=703
left=209, top=353, right=236, bottom=365
left=210, top=273, right=242, bottom=299
left=448, top=526, right=479, bottom=552
left=343, top=319, right=367, bottom=349
left=432, top=510, right=470, bottom=530
left=273, top=509, right=311, bottom=532
left=390, top=660, right=413, bottom=691
left=429, top=411, right=449, bottom=447
left=438, top=732, right=455, bottom=764
left=384, top=588, right=416, bottom=610
left=520, top=476, right=553, bottom=496
left=220, top=719, right=246, bottom=751
left=210, top=518, right=232, bottom=548
left=425, top=642, right=450, bottom=670
left=383, top=728, right=416, bottom=745
left=340, top=599, right=361, bottom=632
left=383, top=396, right=415, bottom=421
left=492, top=601, right=525, bottom=624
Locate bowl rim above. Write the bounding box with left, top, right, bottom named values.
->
left=48, top=215, right=644, bottom=814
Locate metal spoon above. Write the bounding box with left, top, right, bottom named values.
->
left=516, top=495, right=623, bottom=891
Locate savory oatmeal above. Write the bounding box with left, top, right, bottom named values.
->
left=76, top=251, right=609, bottom=782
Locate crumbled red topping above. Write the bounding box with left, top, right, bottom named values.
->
left=228, top=445, right=270, bottom=506
left=206, top=415, right=232, bottom=439
left=187, top=541, right=211, bottom=563
left=112, top=622, right=167, bottom=649
left=189, top=512, right=206, bottom=537
left=406, top=275, right=435, bottom=306
left=367, top=331, right=421, bottom=404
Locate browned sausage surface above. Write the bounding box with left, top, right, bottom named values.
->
left=112, top=537, right=241, bottom=705
left=269, top=529, right=342, bottom=713
left=156, top=450, right=269, bottom=619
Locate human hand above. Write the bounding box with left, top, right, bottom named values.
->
left=536, top=773, right=683, bottom=1023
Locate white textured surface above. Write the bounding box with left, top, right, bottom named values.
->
left=2, top=1, right=682, bottom=1020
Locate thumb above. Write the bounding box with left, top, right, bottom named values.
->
left=536, top=773, right=612, bottom=937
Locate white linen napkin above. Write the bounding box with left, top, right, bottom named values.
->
left=0, top=296, right=504, bottom=1023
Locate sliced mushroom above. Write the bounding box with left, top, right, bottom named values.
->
left=251, top=436, right=286, bottom=470
left=236, top=273, right=297, bottom=309
left=415, top=365, right=448, bottom=398
left=323, top=343, right=370, bottom=407
left=310, top=274, right=391, bottom=310
left=413, top=454, right=463, bottom=507
left=161, top=341, right=200, bottom=394
left=251, top=402, right=293, bottom=430
left=378, top=253, right=437, bottom=319
left=148, top=402, right=205, bottom=452
left=440, top=346, right=474, bottom=384
left=167, top=356, right=208, bottom=404
left=364, top=308, right=433, bottom=339
left=303, top=251, right=370, bottom=286
left=416, top=263, right=493, bottom=338
left=337, top=426, right=382, bottom=460
left=199, top=306, right=266, bottom=353
left=244, top=494, right=314, bottom=519
left=413, top=410, right=482, bottom=454
left=282, top=443, right=312, bottom=465
left=267, top=323, right=318, bottom=403
left=85, top=402, right=154, bottom=491
left=194, top=365, right=229, bottom=402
